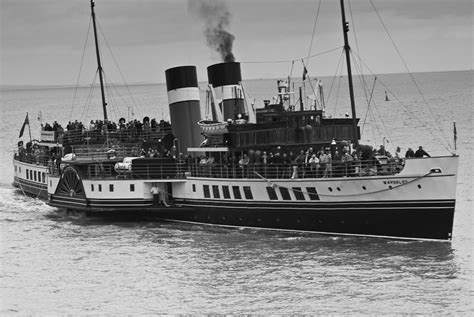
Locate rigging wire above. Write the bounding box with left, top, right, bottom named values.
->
left=369, top=0, right=452, bottom=150
left=325, top=49, right=345, bottom=110
left=305, top=0, right=322, bottom=69
left=332, top=64, right=344, bottom=117
left=103, top=72, right=138, bottom=122
left=351, top=53, right=391, bottom=142
left=347, top=0, right=387, bottom=144
left=70, top=16, right=92, bottom=121
left=360, top=77, right=376, bottom=137
left=241, top=46, right=343, bottom=65
left=80, top=70, right=99, bottom=121
left=97, top=21, right=142, bottom=118
left=352, top=51, right=451, bottom=152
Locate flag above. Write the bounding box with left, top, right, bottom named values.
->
left=302, top=66, right=308, bottom=81
left=19, top=113, right=29, bottom=138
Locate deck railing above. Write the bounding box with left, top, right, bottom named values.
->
left=189, top=159, right=403, bottom=179
left=45, top=157, right=404, bottom=180
left=62, top=128, right=171, bottom=145
left=71, top=144, right=142, bottom=160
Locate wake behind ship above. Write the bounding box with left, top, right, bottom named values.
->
left=12, top=0, right=458, bottom=241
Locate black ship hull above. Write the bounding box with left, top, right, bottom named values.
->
left=156, top=199, right=455, bottom=241
left=13, top=176, right=48, bottom=200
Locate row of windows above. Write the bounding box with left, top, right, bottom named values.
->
left=25, top=168, right=46, bottom=184
left=198, top=184, right=320, bottom=201
left=266, top=186, right=320, bottom=201
left=201, top=185, right=254, bottom=200
left=90, top=183, right=135, bottom=192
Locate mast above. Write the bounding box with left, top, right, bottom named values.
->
left=339, top=0, right=358, bottom=146
left=90, top=0, right=108, bottom=121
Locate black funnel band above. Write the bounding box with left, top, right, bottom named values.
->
left=165, top=66, right=198, bottom=91
left=207, top=62, right=242, bottom=87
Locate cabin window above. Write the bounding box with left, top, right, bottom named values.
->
left=26, top=169, right=29, bottom=180
left=279, top=187, right=292, bottom=200
left=232, top=186, right=242, bottom=199
left=109, top=184, right=114, bottom=192
left=50, top=180, right=52, bottom=187
left=212, top=185, right=220, bottom=198
left=192, top=184, right=196, bottom=192
left=30, top=170, right=33, bottom=180
left=292, top=187, right=305, bottom=200
left=243, top=186, right=253, bottom=200
left=222, top=186, right=231, bottom=199
left=98, top=184, right=102, bottom=192
left=306, top=187, right=320, bottom=200
left=15, top=166, right=17, bottom=173
left=34, top=171, right=37, bottom=182
left=130, top=184, right=135, bottom=192
left=203, top=185, right=210, bottom=198
left=42, top=172, right=46, bottom=183
left=266, top=187, right=278, bottom=200
left=91, top=184, right=94, bottom=192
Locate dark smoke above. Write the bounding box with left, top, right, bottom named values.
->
left=188, top=0, right=236, bottom=62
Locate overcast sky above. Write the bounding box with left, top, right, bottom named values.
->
left=1, top=0, right=472, bottom=86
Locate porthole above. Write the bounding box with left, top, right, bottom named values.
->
left=418, top=184, right=422, bottom=189
left=336, top=187, right=341, bottom=191
left=328, top=187, right=333, bottom=192
left=362, top=186, right=367, bottom=190
left=389, top=185, right=393, bottom=190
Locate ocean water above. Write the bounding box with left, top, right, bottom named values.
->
left=1, top=70, right=473, bottom=314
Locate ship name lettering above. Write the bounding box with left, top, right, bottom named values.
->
left=383, top=180, right=408, bottom=185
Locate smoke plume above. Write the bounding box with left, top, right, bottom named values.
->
left=188, top=0, right=236, bottom=62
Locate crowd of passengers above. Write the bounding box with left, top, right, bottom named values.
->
left=55, top=117, right=172, bottom=134
left=194, top=143, right=431, bottom=178
left=40, top=117, right=172, bottom=142
left=15, top=140, right=60, bottom=167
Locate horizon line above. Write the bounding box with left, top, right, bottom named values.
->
left=1, top=68, right=471, bottom=91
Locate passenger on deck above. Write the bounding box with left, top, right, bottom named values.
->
left=150, top=183, right=160, bottom=206
left=405, top=148, right=416, bottom=158
left=309, top=154, right=320, bottom=177
left=376, top=145, right=391, bottom=157
left=17, top=141, right=25, bottom=156
left=414, top=146, right=430, bottom=158
left=239, top=154, right=250, bottom=166
left=319, top=148, right=332, bottom=178
left=394, top=146, right=404, bottom=160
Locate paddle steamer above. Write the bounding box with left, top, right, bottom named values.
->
left=13, top=0, right=458, bottom=241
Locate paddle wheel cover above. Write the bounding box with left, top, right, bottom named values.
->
left=55, top=166, right=86, bottom=198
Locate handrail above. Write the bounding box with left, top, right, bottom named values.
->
left=188, top=159, right=404, bottom=179
left=61, top=128, right=172, bottom=145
